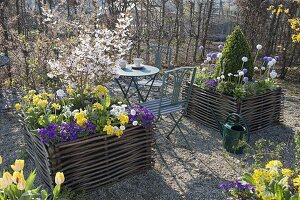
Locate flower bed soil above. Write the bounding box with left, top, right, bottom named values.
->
left=184, top=84, right=283, bottom=133
left=23, top=125, right=154, bottom=191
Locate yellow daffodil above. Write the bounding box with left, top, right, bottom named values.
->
left=52, top=103, right=61, bottom=110
left=48, top=93, right=55, bottom=99
left=32, top=95, right=40, bottom=105
left=15, top=103, right=21, bottom=111
left=23, top=95, right=29, bottom=101
left=0, top=155, right=2, bottom=164
left=17, top=177, right=26, bottom=190
left=284, top=8, right=289, bottom=13
left=27, top=107, right=34, bottom=112
left=48, top=114, right=57, bottom=123
left=293, top=175, right=300, bottom=187
left=2, top=172, right=13, bottom=186
left=28, top=89, right=36, bottom=96
left=41, top=92, right=48, bottom=99
left=103, top=124, right=114, bottom=135
left=282, top=168, right=293, bottom=177
left=0, top=178, right=8, bottom=189
left=93, top=102, right=103, bottom=111
left=12, top=171, right=24, bottom=184
left=265, top=160, right=282, bottom=169
left=74, top=110, right=87, bottom=127
left=66, top=85, right=74, bottom=95
left=37, top=99, right=48, bottom=108
left=55, top=172, right=65, bottom=185
left=11, top=159, right=25, bottom=172
left=118, top=114, right=129, bottom=125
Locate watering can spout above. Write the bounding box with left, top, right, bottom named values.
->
left=211, top=109, right=223, bottom=135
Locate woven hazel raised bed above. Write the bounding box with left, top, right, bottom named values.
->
left=23, top=125, right=154, bottom=191
left=185, top=83, right=283, bottom=133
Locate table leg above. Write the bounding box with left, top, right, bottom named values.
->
left=115, top=78, right=132, bottom=103
left=132, top=77, right=145, bottom=103
left=144, top=74, right=157, bottom=101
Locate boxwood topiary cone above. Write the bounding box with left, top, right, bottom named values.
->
left=215, top=26, right=253, bottom=79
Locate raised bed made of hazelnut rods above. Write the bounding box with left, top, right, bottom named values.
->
left=184, top=83, right=283, bottom=133
left=23, top=125, right=154, bottom=191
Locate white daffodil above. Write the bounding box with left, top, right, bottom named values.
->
left=256, top=44, right=262, bottom=50
left=254, top=66, right=259, bottom=70
left=120, top=125, right=126, bottom=130
left=239, top=71, right=244, bottom=76
left=242, top=57, right=248, bottom=62
left=261, top=67, right=266, bottom=70
left=220, top=75, right=225, bottom=79
left=228, top=73, right=233, bottom=77
left=206, top=57, right=212, bottom=61
left=217, top=53, right=222, bottom=59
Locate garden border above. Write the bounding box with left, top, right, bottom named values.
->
left=23, top=125, right=154, bottom=191
left=184, top=83, right=283, bottom=133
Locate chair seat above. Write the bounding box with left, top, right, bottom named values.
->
left=138, top=79, right=163, bottom=87
left=140, top=97, right=184, bottom=116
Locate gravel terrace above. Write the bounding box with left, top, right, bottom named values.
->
left=0, top=85, right=299, bottom=200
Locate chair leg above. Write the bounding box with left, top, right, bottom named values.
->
left=167, top=113, right=192, bottom=150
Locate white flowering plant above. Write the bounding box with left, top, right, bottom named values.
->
left=195, top=44, right=280, bottom=98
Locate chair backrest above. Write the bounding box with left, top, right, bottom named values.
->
left=146, top=45, right=172, bottom=69
left=158, top=67, right=196, bottom=116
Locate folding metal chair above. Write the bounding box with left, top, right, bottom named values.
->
left=140, top=67, right=196, bottom=149
left=138, top=45, right=172, bottom=88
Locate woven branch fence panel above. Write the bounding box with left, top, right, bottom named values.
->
left=184, top=84, right=283, bottom=133
left=24, top=125, right=154, bottom=191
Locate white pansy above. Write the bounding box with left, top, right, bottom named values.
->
left=220, top=75, right=225, bottom=79
left=201, top=67, right=206, bottom=72
left=256, top=44, right=262, bottom=50
left=239, top=71, right=244, bottom=76
left=254, top=66, right=259, bottom=70
left=270, top=70, right=277, bottom=79
left=206, top=57, right=211, bottom=61
left=132, top=121, right=138, bottom=126
left=261, top=67, right=266, bottom=70
left=120, top=125, right=126, bottom=130
left=271, top=59, right=276, bottom=65
left=113, top=126, right=119, bottom=131
left=56, top=89, right=66, bottom=97
left=267, top=61, right=274, bottom=68
left=242, top=57, right=248, bottom=62
left=130, top=109, right=136, bottom=116
left=217, top=53, right=222, bottom=58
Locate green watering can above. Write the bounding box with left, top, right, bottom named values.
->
left=212, top=112, right=250, bottom=154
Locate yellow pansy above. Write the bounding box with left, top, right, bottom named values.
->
left=118, top=114, right=129, bottom=125
left=41, top=92, right=48, bottom=99
left=282, top=168, right=293, bottom=177
left=15, top=103, right=21, bottom=111
left=284, top=8, right=289, bottom=13
left=115, top=128, right=123, bottom=138
left=12, top=171, right=24, bottom=184
left=55, top=172, right=65, bottom=185
left=23, top=95, right=29, bottom=101
left=265, top=160, right=282, bottom=169
left=0, top=155, right=2, bottom=164
left=103, top=124, right=114, bottom=135
left=93, top=102, right=103, bottom=111
left=74, top=110, right=87, bottom=127
left=2, top=172, right=13, bottom=186
left=17, top=177, right=26, bottom=190
left=11, top=159, right=25, bottom=172
left=48, top=93, right=55, bottom=99
left=52, top=103, right=61, bottom=110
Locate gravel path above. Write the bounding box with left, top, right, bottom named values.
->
left=0, top=87, right=299, bottom=200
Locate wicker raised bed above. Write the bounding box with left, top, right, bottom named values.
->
left=185, top=83, right=283, bottom=133
left=23, top=125, right=154, bottom=191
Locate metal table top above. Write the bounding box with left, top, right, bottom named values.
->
left=117, top=64, right=159, bottom=77
left=0, top=55, right=9, bottom=67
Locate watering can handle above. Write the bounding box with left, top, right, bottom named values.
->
left=225, top=113, right=250, bottom=142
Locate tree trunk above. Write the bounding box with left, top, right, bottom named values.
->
left=201, top=0, right=214, bottom=52
left=193, top=2, right=203, bottom=63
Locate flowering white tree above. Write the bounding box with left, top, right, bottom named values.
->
left=43, top=2, right=133, bottom=95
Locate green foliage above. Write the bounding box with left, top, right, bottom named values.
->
left=215, top=26, right=254, bottom=79
left=56, top=187, right=87, bottom=200
left=294, top=132, right=300, bottom=170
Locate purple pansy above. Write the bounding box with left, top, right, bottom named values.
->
left=242, top=68, right=248, bottom=74
left=243, top=77, right=249, bottom=82
left=275, top=56, right=280, bottom=61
